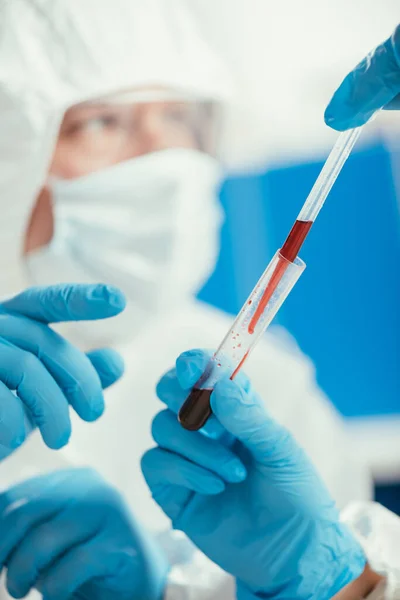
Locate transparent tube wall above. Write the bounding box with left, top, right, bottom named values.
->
left=196, top=251, right=305, bottom=390
left=297, top=127, right=363, bottom=222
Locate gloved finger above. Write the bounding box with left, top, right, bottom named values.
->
left=156, top=368, right=192, bottom=412
left=0, top=315, right=105, bottom=422
left=85, top=349, right=124, bottom=389
left=36, top=537, right=113, bottom=600
left=325, top=27, right=400, bottom=130
left=386, top=91, right=400, bottom=109
left=156, top=367, right=224, bottom=438
left=0, top=383, right=36, bottom=453
left=0, top=473, right=72, bottom=568
left=0, top=380, right=27, bottom=449
left=211, top=378, right=304, bottom=467
left=152, top=410, right=246, bottom=484
left=141, top=449, right=218, bottom=522
left=6, top=509, right=99, bottom=599
left=175, top=349, right=211, bottom=389
left=175, top=348, right=251, bottom=392
left=38, top=528, right=149, bottom=600
left=0, top=339, right=71, bottom=449
left=176, top=348, right=251, bottom=436
left=159, top=350, right=251, bottom=439
left=1, top=284, right=126, bottom=324
left=141, top=447, right=225, bottom=497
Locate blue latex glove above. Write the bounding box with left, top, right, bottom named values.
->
left=142, top=349, right=366, bottom=600
left=0, top=468, right=168, bottom=600
left=0, top=283, right=125, bottom=455
left=325, top=24, right=400, bottom=130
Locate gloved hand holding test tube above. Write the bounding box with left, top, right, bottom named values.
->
left=179, top=126, right=364, bottom=431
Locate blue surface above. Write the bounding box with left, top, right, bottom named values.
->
left=199, top=142, right=400, bottom=418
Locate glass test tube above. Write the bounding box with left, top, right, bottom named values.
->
left=178, top=251, right=306, bottom=430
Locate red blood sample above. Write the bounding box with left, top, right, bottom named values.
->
left=178, top=388, right=212, bottom=431
left=248, top=257, right=287, bottom=334
left=231, top=351, right=249, bottom=380
left=248, top=220, right=312, bottom=334
left=280, top=220, right=313, bottom=262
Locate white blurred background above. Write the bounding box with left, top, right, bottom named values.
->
left=189, top=0, right=399, bottom=170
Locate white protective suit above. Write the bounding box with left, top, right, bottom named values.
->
left=340, top=503, right=400, bottom=599
left=0, top=0, right=374, bottom=598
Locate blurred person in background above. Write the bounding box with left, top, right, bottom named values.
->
left=0, top=0, right=374, bottom=598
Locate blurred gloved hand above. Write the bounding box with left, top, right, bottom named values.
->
left=142, top=349, right=366, bottom=600
left=325, top=24, right=400, bottom=130
left=0, top=283, right=126, bottom=455
left=0, top=468, right=168, bottom=600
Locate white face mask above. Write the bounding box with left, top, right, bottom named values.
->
left=26, top=148, right=223, bottom=345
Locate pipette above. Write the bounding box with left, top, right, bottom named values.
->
left=178, top=125, right=364, bottom=431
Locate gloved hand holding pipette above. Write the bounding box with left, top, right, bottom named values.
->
left=325, top=24, right=400, bottom=130
left=142, top=349, right=372, bottom=600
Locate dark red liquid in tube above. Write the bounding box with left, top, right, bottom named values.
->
left=178, top=388, right=212, bottom=431
left=248, top=220, right=312, bottom=334
left=280, top=220, right=313, bottom=262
